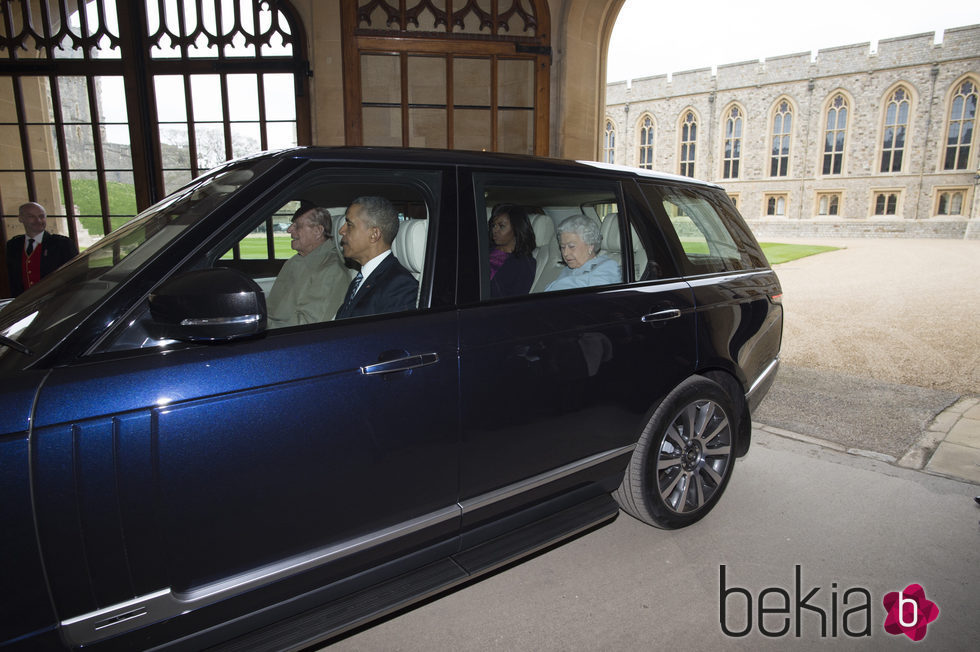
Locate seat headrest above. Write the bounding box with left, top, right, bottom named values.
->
left=530, top=213, right=554, bottom=249
left=600, top=212, right=622, bottom=254
left=332, top=212, right=345, bottom=260
left=391, top=218, right=427, bottom=275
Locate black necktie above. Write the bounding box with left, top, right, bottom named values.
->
left=26, top=238, right=35, bottom=255
left=344, top=272, right=363, bottom=308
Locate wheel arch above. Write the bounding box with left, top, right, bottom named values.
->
left=635, top=367, right=751, bottom=459
left=699, top=368, right=752, bottom=457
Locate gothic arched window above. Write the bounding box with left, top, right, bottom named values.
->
left=881, top=87, right=910, bottom=173
left=944, top=79, right=977, bottom=170
left=723, top=105, right=742, bottom=179
left=0, top=0, right=308, bottom=249
left=770, top=100, right=792, bottom=177
left=603, top=119, right=616, bottom=163
left=638, top=115, right=654, bottom=169
left=823, top=94, right=848, bottom=175
left=679, top=111, right=697, bottom=177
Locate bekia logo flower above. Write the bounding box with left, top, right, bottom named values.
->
left=882, top=584, right=939, bottom=642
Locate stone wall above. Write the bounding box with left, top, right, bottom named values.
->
left=606, top=25, right=980, bottom=239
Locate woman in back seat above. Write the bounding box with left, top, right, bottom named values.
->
left=489, top=204, right=537, bottom=298
left=545, top=214, right=620, bottom=292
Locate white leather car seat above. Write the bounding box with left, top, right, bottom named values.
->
left=332, top=212, right=357, bottom=280
left=529, top=213, right=557, bottom=293
left=391, top=218, right=427, bottom=283
left=599, top=213, right=649, bottom=281
left=599, top=213, right=623, bottom=267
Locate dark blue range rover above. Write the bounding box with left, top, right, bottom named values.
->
left=0, top=148, right=781, bottom=650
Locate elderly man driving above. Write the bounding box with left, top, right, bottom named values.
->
left=266, top=205, right=348, bottom=327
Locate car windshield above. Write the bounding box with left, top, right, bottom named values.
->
left=0, top=159, right=275, bottom=362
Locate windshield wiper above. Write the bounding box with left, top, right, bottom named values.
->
left=0, top=334, right=33, bottom=356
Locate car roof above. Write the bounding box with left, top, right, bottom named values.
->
left=266, top=146, right=722, bottom=189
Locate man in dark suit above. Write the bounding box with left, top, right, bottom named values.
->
left=334, top=196, right=417, bottom=320
left=6, top=202, right=78, bottom=297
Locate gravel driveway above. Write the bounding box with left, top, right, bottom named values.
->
left=753, top=237, right=980, bottom=457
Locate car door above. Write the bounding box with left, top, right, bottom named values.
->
left=455, top=170, right=697, bottom=529
left=28, top=162, right=462, bottom=647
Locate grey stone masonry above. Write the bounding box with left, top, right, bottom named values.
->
left=606, top=25, right=980, bottom=238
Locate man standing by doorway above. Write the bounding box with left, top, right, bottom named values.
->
left=5, top=202, right=78, bottom=297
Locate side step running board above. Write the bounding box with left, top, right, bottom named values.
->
left=209, top=495, right=619, bottom=651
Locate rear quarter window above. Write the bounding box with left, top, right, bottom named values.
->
left=638, top=182, right=767, bottom=275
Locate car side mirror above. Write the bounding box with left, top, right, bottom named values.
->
left=148, top=268, right=266, bottom=342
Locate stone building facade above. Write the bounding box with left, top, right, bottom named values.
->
left=604, top=25, right=980, bottom=238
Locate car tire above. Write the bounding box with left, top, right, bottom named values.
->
left=614, top=375, right=737, bottom=529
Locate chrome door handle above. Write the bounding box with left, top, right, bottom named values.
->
left=360, top=352, right=440, bottom=376
left=641, top=309, right=681, bottom=323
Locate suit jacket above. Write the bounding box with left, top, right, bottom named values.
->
left=335, top=253, right=418, bottom=320
left=6, top=231, right=79, bottom=297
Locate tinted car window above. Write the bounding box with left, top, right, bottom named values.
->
left=475, top=175, right=626, bottom=297
left=637, top=182, right=767, bottom=275
left=102, top=168, right=439, bottom=352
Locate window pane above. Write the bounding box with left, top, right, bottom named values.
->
left=498, top=59, right=534, bottom=108
left=68, top=126, right=98, bottom=170
left=409, top=108, right=447, bottom=148
left=498, top=110, right=533, bottom=155
left=160, top=124, right=191, bottom=166
left=407, top=56, right=446, bottom=106
left=453, top=109, right=491, bottom=151
left=195, top=123, right=227, bottom=168
left=230, top=122, right=262, bottom=158
left=361, top=54, right=401, bottom=104
left=362, top=107, right=402, bottom=146
left=96, top=76, right=128, bottom=123
left=106, top=171, right=137, bottom=217
left=454, top=58, right=491, bottom=106
left=155, top=76, right=188, bottom=122
left=67, top=170, right=100, bottom=219
left=266, top=122, right=298, bottom=149
left=0, top=172, right=27, bottom=212
left=2, top=125, right=26, bottom=169
left=27, top=125, right=62, bottom=171
left=263, top=74, right=296, bottom=120
left=58, top=77, right=91, bottom=123
left=191, top=75, right=224, bottom=122
left=227, top=74, right=260, bottom=121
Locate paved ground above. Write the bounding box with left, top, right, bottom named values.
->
left=329, top=431, right=980, bottom=650
left=752, top=237, right=980, bottom=484
left=764, top=238, right=980, bottom=394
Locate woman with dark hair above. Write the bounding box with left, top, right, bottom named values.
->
left=489, top=203, right=536, bottom=297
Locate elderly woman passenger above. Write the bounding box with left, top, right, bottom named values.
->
left=544, top=214, right=620, bottom=292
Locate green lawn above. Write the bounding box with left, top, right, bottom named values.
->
left=61, top=178, right=138, bottom=234
left=759, top=242, right=839, bottom=265
left=222, top=235, right=294, bottom=260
